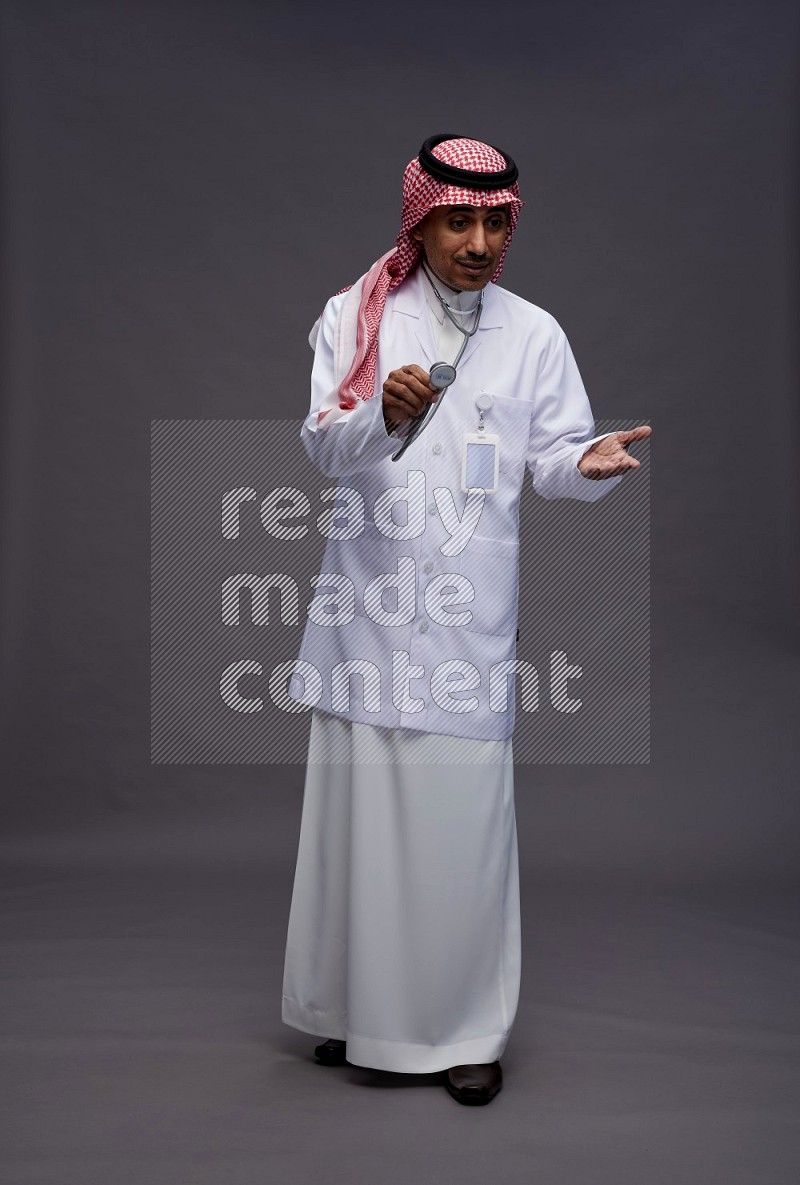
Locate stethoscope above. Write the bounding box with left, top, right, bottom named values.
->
left=391, top=263, right=484, bottom=461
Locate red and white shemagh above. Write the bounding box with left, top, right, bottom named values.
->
left=314, top=138, right=523, bottom=424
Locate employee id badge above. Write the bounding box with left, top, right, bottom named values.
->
left=461, top=432, right=500, bottom=493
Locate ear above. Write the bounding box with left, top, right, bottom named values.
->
left=410, top=223, right=424, bottom=244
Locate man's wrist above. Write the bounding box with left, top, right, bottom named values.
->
left=383, top=408, right=413, bottom=440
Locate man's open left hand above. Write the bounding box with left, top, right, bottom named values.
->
left=577, top=425, right=652, bottom=480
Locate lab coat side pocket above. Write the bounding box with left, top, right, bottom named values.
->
left=458, top=534, right=520, bottom=639
left=338, top=527, right=419, bottom=624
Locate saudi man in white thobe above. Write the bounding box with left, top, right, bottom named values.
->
left=281, top=134, right=651, bottom=1105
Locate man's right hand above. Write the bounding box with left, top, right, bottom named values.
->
left=382, top=364, right=438, bottom=433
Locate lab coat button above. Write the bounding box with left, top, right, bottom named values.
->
left=423, top=560, right=434, bottom=574
left=432, top=442, right=442, bottom=455
left=419, top=621, right=429, bottom=633
left=428, top=502, right=437, bottom=515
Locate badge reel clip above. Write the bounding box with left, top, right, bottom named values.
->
left=461, top=393, right=499, bottom=493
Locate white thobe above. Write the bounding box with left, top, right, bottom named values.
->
left=282, top=278, right=522, bottom=1073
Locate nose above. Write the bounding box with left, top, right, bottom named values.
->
left=464, top=223, right=488, bottom=257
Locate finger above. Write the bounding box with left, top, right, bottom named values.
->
left=398, top=373, right=438, bottom=401
left=383, top=382, right=428, bottom=417
left=387, top=378, right=432, bottom=408
left=610, top=457, right=641, bottom=474
left=583, top=456, right=640, bottom=479
left=400, top=364, right=432, bottom=387
left=385, top=378, right=437, bottom=408
left=391, top=367, right=434, bottom=396
left=618, top=449, right=643, bottom=467
left=383, top=396, right=417, bottom=427
left=618, top=425, right=652, bottom=445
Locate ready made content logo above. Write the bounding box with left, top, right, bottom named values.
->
left=150, top=420, right=649, bottom=765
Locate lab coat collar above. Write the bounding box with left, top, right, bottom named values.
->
left=393, top=264, right=503, bottom=327
left=392, top=264, right=503, bottom=367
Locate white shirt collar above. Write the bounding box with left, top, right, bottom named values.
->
left=420, top=262, right=482, bottom=325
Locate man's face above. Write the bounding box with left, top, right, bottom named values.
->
left=411, top=204, right=510, bottom=293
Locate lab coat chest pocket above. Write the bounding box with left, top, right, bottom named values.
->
left=480, top=393, right=533, bottom=477
left=458, top=534, right=520, bottom=639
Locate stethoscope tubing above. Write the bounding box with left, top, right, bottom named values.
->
left=390, top=331, right=471, bottom=461
left=391, top=270, right=482, bottom=462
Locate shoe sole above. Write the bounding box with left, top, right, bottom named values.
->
left=445, top=1080, right=502, bottom=1106
left=314, top=1044, right=348, bottom=1066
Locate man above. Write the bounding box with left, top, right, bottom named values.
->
left=281, top=134, right=650, bottom=1105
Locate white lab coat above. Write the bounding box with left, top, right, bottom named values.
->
left=288, top=264, right=622, bottom=740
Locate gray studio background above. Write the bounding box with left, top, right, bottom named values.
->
left=1, top=2, right=798, bottom=1183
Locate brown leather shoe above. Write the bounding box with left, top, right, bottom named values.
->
left=445, top=1061, right=503, bottom=1105
left=313, top=1037, right=347, bottom=1065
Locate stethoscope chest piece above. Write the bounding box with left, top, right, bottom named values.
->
left=429, top=361, right=457, bottom=390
